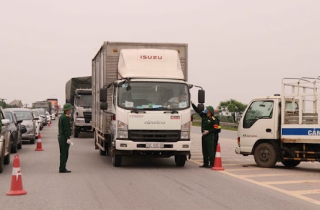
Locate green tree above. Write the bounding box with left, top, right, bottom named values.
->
left=217, top=99, right=247, bottom=113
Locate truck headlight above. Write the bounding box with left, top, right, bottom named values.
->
left=118, top=121, right=128, bottom=139
left=181, top=122, right=190, bottom=139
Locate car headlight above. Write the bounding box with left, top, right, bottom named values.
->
left=118, top=121, right=128, bottom=139
left=181, top=122, right=190, bottom=139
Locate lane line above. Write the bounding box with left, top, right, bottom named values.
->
left=190, top=160, right=320, bottom=206
left=263, top=180, right=320, bottom=185
left=291, top=190, right=320, bottom=195
left=240, top=173, right=296, bottom=178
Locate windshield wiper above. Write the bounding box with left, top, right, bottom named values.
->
left=131, top=109, right=146, bottom=114
left=164, top=110, right=179, bottom=114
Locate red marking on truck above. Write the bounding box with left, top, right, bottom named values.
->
left=171, top=116, right=180, bottom=120
left=140, top=55, right=163, bottom=60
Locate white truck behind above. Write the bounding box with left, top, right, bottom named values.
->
left=236, top=77, right=320, bottom=167
left=92, top=41, right=205, bottom=167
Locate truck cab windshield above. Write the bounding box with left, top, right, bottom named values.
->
left=75, top=95, right=92, bottom=107
left=118, top=82, right=190, bottom=110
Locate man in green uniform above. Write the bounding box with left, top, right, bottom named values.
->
left=58, top=103, right=73, bottom=173
left=192, top=103, right=220, bottom=168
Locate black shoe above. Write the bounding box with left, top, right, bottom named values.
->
left=59, top=169, right=71, bottom=173
left=199, top=164, right=209, bottom=168
left=206, top=165, right=213, bottom=168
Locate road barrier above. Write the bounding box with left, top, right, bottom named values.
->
left=7, top=154, right=27, bottom=196
left=35, top=133, right=43, bottom=151
left=211, top=143, right=224, bottom=171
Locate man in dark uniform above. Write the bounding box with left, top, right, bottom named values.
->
left=192, top=103, right=220, bottom=168
left=58, top=103, right=73, bottom=173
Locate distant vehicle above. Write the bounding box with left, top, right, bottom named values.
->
left=36, top=108, right=47, bottom=126
left=47, top=98, right=59, bottom=117
left=3, top=109, right=24, bottom=153
left=32, top=101, right=52, bottom=115
left=31, top=109, right=43, bottom=130
left=1, top=107, right=12, bottom=172
left=51, top=112, right=56, bottom=120
left=66, top=76, right=92, bottom=138
left=46, top=111, right=51, bottom=124
left=10, top=108, right=37, bottom=144
left=31, top=110, right=41, bottom=137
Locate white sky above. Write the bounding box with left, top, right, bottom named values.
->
left=0, top=0, right=319, bottom=108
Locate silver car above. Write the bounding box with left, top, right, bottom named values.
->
left=10, top=108, right=37, bottom=144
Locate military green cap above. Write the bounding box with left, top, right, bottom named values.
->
left=206, top=106, right=214, bottom=115
left=63, top=103, right=74, bottom=111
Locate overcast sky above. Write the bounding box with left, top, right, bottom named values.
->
left=1, top=0, right=319, bottom=108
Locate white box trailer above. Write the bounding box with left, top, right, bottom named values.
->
left=92, top=41, right=204, bottom=167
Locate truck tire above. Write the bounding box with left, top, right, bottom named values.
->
left=11, top=142, right=18, bottom=154
left=175, top=155, right=186, bottom=167
left=281, top=160, right=301, bottom=168
left=112, top=154, right=122, bottom=167
left=30, top=136, right=36, bottom=144
left=17, top=141, right=22, bottom=149
left=254, top=143, right=277, bottom=168
left=4, top=152, right=10, bottom=165
left=0, top=145, right=5, bottom=173
left=74, top=128, right=79, bottom=138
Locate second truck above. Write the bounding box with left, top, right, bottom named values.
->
left=92, top=41, right=205, bottom=167
left=65, top=76, right=92, bottom=138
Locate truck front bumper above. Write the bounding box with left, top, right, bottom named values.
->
left=115, top=140, right=191, bottom=152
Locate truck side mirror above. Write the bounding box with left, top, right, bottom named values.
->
left=100, top=102, right=108, bottom=110
left=198, top=89, right=205, bottom=104
left=100, top=88, right=108, bottom=102
left=197, top=103, right=204, bottom=112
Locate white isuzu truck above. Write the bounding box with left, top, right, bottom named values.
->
left=92, top=42, right=205, bottom=167
left=236, top=77, right=320, bottom=168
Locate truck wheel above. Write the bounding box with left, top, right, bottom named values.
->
left=4, top=152, right=10, bottom=165
left=11, top=143, right=18, bottom=154
left=17, top=141, right=22, bottom=149
left=74, top=128, right=79, bottom=138
left=175, top=155, right=186, bottom=167
left=254, top=143, right=277, bottom=168
left=0, top=145, right=5, bottom=173
left=112, top=154, right=122, bottom=167
left=281, top=160, right=301, bottom=168
left=30, top=136, right=36, bottom=144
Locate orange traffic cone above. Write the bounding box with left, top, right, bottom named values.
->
left=7, top=154, right=27, bottom=196
left=211, top=143, right=225, bottom=171
left=48, top=121, right=51, bottom=127
left=35, top=133, right=43, bottom=151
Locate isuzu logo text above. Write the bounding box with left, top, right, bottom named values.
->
left=140, top=55, right=163, bottom=60
left=144, top=120, right=165, bottom=125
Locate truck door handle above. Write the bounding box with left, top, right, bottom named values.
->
left=266, top=129, right=272, bottom=132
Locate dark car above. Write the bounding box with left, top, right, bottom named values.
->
left=1, top=108, right=12, bottom=172
left=3, top=109, right=25, bottom=153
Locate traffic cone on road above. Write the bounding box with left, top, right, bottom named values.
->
left=7, top=154, right=27, bottom=196
left=35, top=133, right=43, bottom=151
left=211, top=143, right=225, bottom=171
left=48, top=121, right=51, bottom=127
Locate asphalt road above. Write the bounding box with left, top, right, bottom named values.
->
left=0, top=121, right=319, bottom=210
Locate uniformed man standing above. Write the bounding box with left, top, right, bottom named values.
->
left=192, top=103, right=220, bottom=168
left=58, top=103, right=73, bottom=173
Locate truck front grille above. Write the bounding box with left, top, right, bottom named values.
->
left=129, top=130, right=180, bottom=142
left=83, top=112, right=92, bottom=123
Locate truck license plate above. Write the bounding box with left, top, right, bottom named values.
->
left=146, top=143, right=164, bottom=148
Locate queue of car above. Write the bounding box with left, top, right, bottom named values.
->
left=0, top=107, right=57, bottom=173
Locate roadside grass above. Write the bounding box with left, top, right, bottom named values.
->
left=192, top=115, right=238, bottom=131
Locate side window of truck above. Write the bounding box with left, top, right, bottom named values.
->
left=243, top=101, right=274, bottom=128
